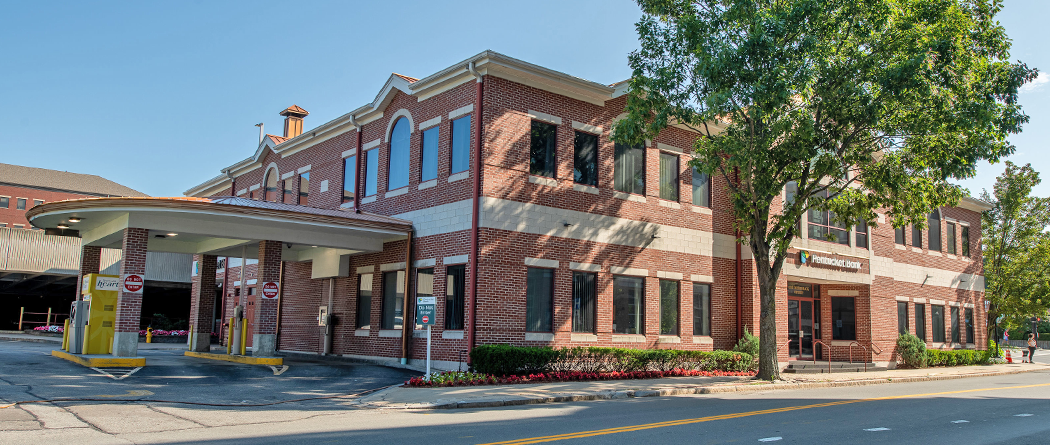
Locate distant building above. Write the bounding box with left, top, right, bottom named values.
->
left=0, top=162, right=145, bottom=229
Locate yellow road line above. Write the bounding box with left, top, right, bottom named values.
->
left=479, top=382, right=1050, bottom=445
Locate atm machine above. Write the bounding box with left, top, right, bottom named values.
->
left=78, top=274, right=120, bottom=354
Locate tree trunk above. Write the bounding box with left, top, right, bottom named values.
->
left=755, top=253, right=780, bottom=380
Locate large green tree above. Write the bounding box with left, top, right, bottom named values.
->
left=615, top=0, right=1035, bottom=379
left=982, top=162, right=1050, bottom=344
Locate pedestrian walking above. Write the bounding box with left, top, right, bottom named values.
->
left=1026, top=333, right=1037, bottom=363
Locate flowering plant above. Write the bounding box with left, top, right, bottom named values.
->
left=405, top=369, right=755, bottom=387
left=32, top=325, right=63, bottom=333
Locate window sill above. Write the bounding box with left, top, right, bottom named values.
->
left=528, top=175, right=558, bottom=187
left=692, top=336, right=713, bottom=345
left=691, top=206, right=712, bottom=215
left=927, top=250, right=942, bottom=257
left=910, top=247, right=923, bottom=253
left=442, top=330, right=464, bottom=340
left=611, top=334, right=646, bottom=343
left=448, top=171, right=470, bottom=183
left=572, top=183, right=599, bottom=195
left=339, top=201, right=355, bottom=209
left=361, top=195, right=377, bottom=204
left=658, top=200, right=681, bottom=209
left=657, top=336, right=681, bottom=343
left=385, top=187, right=409, bottom=198
left=378, top=330, right=402, bottom=338
left=612, top=191, right=646, bottom=203
left=354, top=329, right=370, bottom=337
left=524, top=332, right=554, bottom=342
left=570, top=333, right=598, bottom=342
left=418, top=179, right=437, bottom=190
left=894, top=244, right=906, bottom=250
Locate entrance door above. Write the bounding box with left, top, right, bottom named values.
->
left=787, top=298, right=814, bottom=359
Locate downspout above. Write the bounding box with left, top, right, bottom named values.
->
left=400, top=229, right=414, bottom=364
left=735, top=169, right=742, bottom=340
left=466, top=61, right=483, bottom=364
left=275, top=257, right=285, bottom=350
left=349, top=114, right=363, bottom=213
left=324, top=277, right=334, bottom=355
left=225, top=169, right=235, bottom=197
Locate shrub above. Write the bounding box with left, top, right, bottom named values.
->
left=469, top=345, right=755, bottom=376
left=925, top=349, right=991, bottom=367
left=733, top=327, right=759, bottom=358
left=896, top=333, right=927, bottom=368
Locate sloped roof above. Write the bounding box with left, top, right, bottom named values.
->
left=266, top=134, right=289, bottom=145
left=280, top=105, right=309, bottom=117
left=392, top=73, right=419, bottom=83
left=0, top=163, right=146, bottom=197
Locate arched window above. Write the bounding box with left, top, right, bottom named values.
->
left=928, top=209, right=942, bottom=251
left=264, top=168, right=279, bottom=201
left=387, top=118, right=410, bottom=191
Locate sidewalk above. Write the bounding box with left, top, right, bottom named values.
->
left=0, top=333, right=191, bottom=350
left=353, top=362, right=1050, bottom=410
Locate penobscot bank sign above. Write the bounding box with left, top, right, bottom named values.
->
left=799, top=250, right=862, bottom=270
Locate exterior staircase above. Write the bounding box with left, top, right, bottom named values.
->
left=783, top=361, right=888, bottom=373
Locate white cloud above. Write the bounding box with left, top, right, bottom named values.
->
left=1020, top=72, right=1048, bottom=93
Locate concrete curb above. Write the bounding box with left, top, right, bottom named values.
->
left=0, top=335, right=60, bottom=344
left=356, top=366, right=1049, bottom=410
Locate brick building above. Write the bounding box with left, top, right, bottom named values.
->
left=29, top=51, right=989, bottom=367
left=0, top=163, right=144, bottom=229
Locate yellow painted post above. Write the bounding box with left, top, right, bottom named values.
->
left=82, top=325, right=90, bottom=353
left=146, top=327, right=153, bottom=343
left=46, top=307, right=52, bottom=327
left=239, top=318, right=247, bottom=356
left=18, top=307, right=24, bottom=331
left=226, top=317, right=234, bottom=354
left=62, top=319, right=70, bottom=351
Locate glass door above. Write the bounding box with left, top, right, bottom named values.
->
left=787, top=298, right=814, bottom=359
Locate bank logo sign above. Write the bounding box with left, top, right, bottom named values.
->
left=799, top=250, right=861, bottom=270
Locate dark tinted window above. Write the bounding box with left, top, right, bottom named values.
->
left=445, top=265, right=465, bottom=330
left=832, top=297, right=856, bottom=340
left=659, top=280, right=679, bottom=335
left=693, top=167, right=711, bottom=207
left=895, top=227, right=905, bottom=244
left=573, top=131, right=598, bottom=186
left=357, top=274, right=373, bottom=329
left=808, top=189, right=849, bottom=245
left=659, top=153, right=679, bottom=201
left=915, top=303, right=926, bottom=341
left=950, top=306, right=960, bottom=343
left=898, top=301, right=909, bottom=335
left=0, top=197, right=8, bottom=208
left=381, top=270, right=405, bottom=330
left=932, top=305, right=945, bottom=342
left=965, top=308, right=974, bottom=344
left=912, top=225, right=923, bottom=248
left=614, top=143, right=645, bottom=194
left=526, top=268, right=554, bottom=332
left=613, top=276, right=644, bottom=334
left=946, top=223, right=957, bottom=254
left=961, top=226, right=970, bottom=257
left=530, top=121, right=557, bottom=178
left=298, top=172, right=310, bottom=206
left=693, top=283, right=711, bottom=336
left=572, top=272, right=596, bottom=333
left=343, top=156, right=356, bottom=203
left=928, top=210, right=942, bottom=251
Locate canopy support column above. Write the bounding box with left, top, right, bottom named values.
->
left=112, top=227, right=148, bottom=357
left=189, top=254, right=217, bottom=352
left=253, top=240, right=282, bottom=357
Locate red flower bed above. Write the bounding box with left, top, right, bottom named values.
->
left=404, top=369, right=755, bottom=387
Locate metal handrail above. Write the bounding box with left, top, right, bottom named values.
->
left=848, top=342, right=870, bottom=371
left=812, top=340, right=832, bottom=373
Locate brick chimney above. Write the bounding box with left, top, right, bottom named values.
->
left=280, top=105, right=309, bottom=139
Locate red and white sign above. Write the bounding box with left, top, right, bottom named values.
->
left=122, top=274, right=144, bottom=294
left=421, top=315, right=429, bottom=324
left=261, top=281, right=280, bottom=299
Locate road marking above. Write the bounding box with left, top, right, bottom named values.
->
left=758, top=437, right=783, bottom=442
left=1015, top=414, right=1034, bottom=417
left=268, top=365, right=290, bottom=375
left=951, top=420, right=969, bottom=423
left=94, top=390, right=154, bottom=398
left=864, top=427, right=890, bottom=431
left=477, top=382, right=1050, bottom=445
left=90, top=367, right=142, bottom=380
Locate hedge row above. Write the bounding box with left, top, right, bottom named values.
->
left=469, top=345, right=755, bottom=375
left=925, top=349, right=991, bottom=367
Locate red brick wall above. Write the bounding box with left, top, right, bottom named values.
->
left=0, top=184, right=94, bottom=228
left=115, top=227, right=148, bottom=333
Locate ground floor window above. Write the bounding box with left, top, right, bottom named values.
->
left=693, top=283, right=711, bottom=336
left=659, top=280, right=679, bottom=335
left=613, top=276, right=644, bottom=335
left=915, top=303, right=926, bottom=341
left=416, top=268, right=433, bottom=329
left=897, top=301, right=908, bottom=335
left=831, top=297, right=855, bottom=340
left=445, top=265, right=465, bottom=330
left=381, top=271, right=405, bottom=330
left=965, top=308, right=975, bottom=344
left=358, top=274, right=373, bottom=329
left=950, top=306, right=960, bottom=344
left=932, top=305, right=945, bottom=343
left=526, top=268, right=554, bottom=332
left=572, top=272, right=596, bottom=333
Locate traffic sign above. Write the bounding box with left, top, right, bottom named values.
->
left=261, top=282, right=280, bottom=299
left=122, top=274, right=144, bottom=294
left=416, top=296, right=436, bottom=325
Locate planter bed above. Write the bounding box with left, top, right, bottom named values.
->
left=405, top=369, right=756, bottom=388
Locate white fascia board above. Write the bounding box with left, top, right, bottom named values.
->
left=958, top=196, right=993, bottom=212
left=184, top=174, right=231, bottom=197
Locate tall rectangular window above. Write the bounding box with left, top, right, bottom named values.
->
left=659, top=153, right=679, bottom=201
left=16, top=198, right=26, bottom=210
left=298, top=172, right=310, bottom=206
left=965, top=308, right=974, bottom=344
left=0, top=197, right=8, bottom=208
left=573, top=131, right=598, bottom=186
left=572, top=272, right=596, bottom=333
left=831, top=297, right=856, bottom=340
left=915, top=303, right=926, bottom=341
left=693, top=283, right=711, bottom=336
left=693, top=167, right=711, bottom=207
left=659, top=280, right=679, bottom=335
left=932, top=305, right=945, bottom=342
left=421, top=126, right=439, bottom=182
left=808, top=190, right=849, bottom=245
left=445, top=265, right=465, bottom=330
left=946, top=223, right=957, bottom=254
left=912, top=225, right=923, bottom=248
left=613, top=276, right=644, bottom=335
left=365, top=149, right=379, bottom=196
left=950, top=306, right=960, bottom=343
left=451, top=115, right=471, bottom=174
left=928, top=211, right=942, bottom=251
left=961, top=226, right=970, bottom=257
left=530, top=121, right=557, bottom=178
left=856, top=220, right=869, bottom=249
left=525, top=268, right=554, bottom=332
left=785, top=181, right=799, bottom=234
left=895, top=227, right=906, bottom=245
left=381, top=270, right=405, bottom=330
left=283, top=179, right=294, bottom=204
left=614, top=143, right=645, bottom=195
left=357, top=274, right=373, bottom=329
left=897, top=301, right=909, bottom=335
left=388, top=119, right=410, bottom=191
left=342, top=156, right=356, bottom=204
left=416, top=268, right=434, bottom=329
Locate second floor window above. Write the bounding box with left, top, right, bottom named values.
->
left=946, top=222, right=957, bottom=254
left=928, top=210, right=942, bottom=251
left=342, top=156, right=356, bottom=204
left=961, top=225, right=970, bottom=256
left=614, top=142, right=645, bottom=195
left=283, top=179, right=294, bottom=204
left=16, top=198, right=26, bottom=210
left=912, top=225, right=923, bottom=248
left=298, top=172, right=309, bottom=206
left=659, top=153, right=679, bottom=201
left=365, top=149, right=379, bottom=196
left=855, top=220, right=869, bottom=248
left=530, top=121, right=557, bottom=178
left=264, top=169, right=279, bottom=202
left=0, top=197, right=7, bottom=208
left=895, top=227, right=905, bottom=244
left=693, top=167, right=711, bottom=207
left=388, top=118, right=410, bottom=190
left=573, top=131, right=598, bottom=186
left=32, top=199, right=43, bottom=208
left=421, top=126, right=439, bottom=182
left=451, top=115, right=471, bottom=174
left=807, top=190, right=848, bottom=245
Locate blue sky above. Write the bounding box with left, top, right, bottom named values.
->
left=0, top=1, right=1046, bottom=199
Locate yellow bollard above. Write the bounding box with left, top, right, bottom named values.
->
left=239, top=318, right=247, bottom=356
left=146, top=327, right=153, bottom=343
left=226, top=317, right=234, bottom=354
left=62, top=319, right=70, bottom=351
left=18, top=307, right=24, bottom=331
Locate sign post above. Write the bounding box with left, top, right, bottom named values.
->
left=415, top=296, right=436, bottom=378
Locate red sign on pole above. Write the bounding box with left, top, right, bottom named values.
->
left=421, top=315, right=429, bottom=324
left=122, top=274, right=144, bottom=294
left=261, top=281, right=280, bottom=299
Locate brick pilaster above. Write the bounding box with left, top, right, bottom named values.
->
left=115, top=227, right=148, bottom=333
left=75, top=245, right=102, bottom=301
left=189, top=254, right=218, bottom=334
left=255, top=240, right=282, bottom=336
